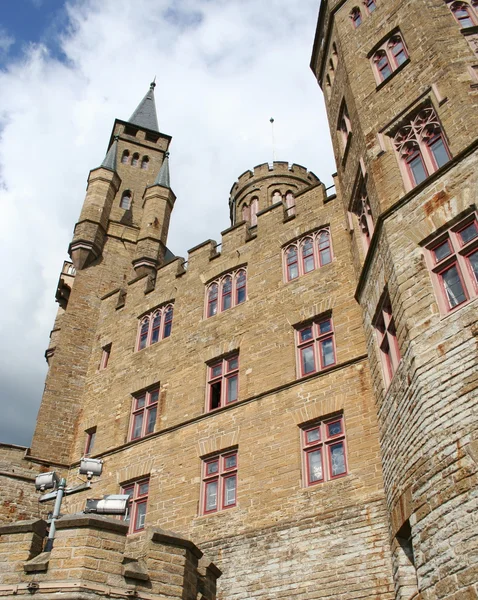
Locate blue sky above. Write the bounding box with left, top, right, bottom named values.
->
left=0, top=0, right=335, bottom=447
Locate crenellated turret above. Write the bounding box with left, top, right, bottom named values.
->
left=69, top=137, right=121, bottom=270
left=132, top=152, right=176, bottom=276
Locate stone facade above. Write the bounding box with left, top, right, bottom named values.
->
left=0, top=1, right=477, bottom=599
left=311, top=0, right=478, bottom=599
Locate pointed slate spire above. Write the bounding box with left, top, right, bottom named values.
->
left=154, top=152, right=171, bottom=189
left=100, top=135, right=118, bottom=172
left=128, top=81, right=159, bottom=132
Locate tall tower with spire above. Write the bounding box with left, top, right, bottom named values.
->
left=30, top=83, right=175, bottom=463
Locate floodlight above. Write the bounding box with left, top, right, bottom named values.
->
left=84, top=495, right=129, bottom=515
left=35, top=471, right=60, bottom=492
left=79, top=457, right=103, bottom=480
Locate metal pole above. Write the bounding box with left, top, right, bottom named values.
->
left=44, top=478, right=66, bottom=552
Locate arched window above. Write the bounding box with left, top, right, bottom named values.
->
left=352, top=176, right=374, bottom=252
left=207, top=283, right=219, bottom=317
left=364, top=0, right=376, bottom=13
left=285, top=191, right=296, bottom=217
left=132, top=153, right=140, bottom=167
left=371, top=32, right=408, bottom=84
left=236, top=270, right=247, bottom=305
left=318, top=231, right=332, bottom=265
left=338, top=102, right=352, bottom=150
left=136, top=304, right=174, bottom=350
left=121, top=150, right=130, bottom=164
left=302, top=238, right=315, bottom=273
left=250, top=197, right=259, bottom=226
left=350, top=7, right=362, bottom=27
left=450, top=1, right=476, bottom=27
left=222, top=276, right=232, bottom=311
left=242, top=203, right=250, bottom=223
left=141, top=156, right=149, bottom=170
left=286, top=246, right=299, bottom=281
left=138, top=317, right=150, bottom=350
left=393, top=106, right=451, bottom=189
left=373, top=50, right=392, bottom=81
left=206, top=270, right=247, bottom=317
left=120, top=190, right=132, bottom=210
left=272, top=190, right=282, bottom=205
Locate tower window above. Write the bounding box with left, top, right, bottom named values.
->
left=371, top=32, right=409, bottom=84
left=283, top=228, right=333, bottom=282
left=129, top=387, right=159, bottom=441
left=272, top=190, right=282, bottom=205
left=121, top=150, right=130, bottom=164
left=205, top=269, right=247, bottom=318
left=301, top=415, right=348, bottom=486
left=351, top=175, right=374, bottom=253
left=84, top=427, right=97, bottom=456
left=201, top=450, right=238, bottom=514
left=449, top=1, right=477, bottom=28
left=392, top=106, right=451, bottom=190
left=364, top=0, right=377, bottom=13
left=122, top=478, right=149, bottom=533
left=206, top=354, right=239, bottom=411
left=337, top=102, right=352, bottom=153
left=99, top=343, right=111, bottom=370
left=285, top=191, right=296, bottom=217
left=120, top=190, right=132, bottom=210
left=350, top=7, right=362, bottom=27
left=132, top=153, right=140, bottom=167
left=141, top=156, right=149, bottom=170
left=373, top=289, right=401, bottom=388
left=295, top=316, right=336, bottom=378
left=241, top=197, right=258, bottom=226
left=424, top=213, right=478, bottom=314
left=136, top=304, right=174, bottom=351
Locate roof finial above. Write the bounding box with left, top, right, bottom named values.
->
left=150, top=77, right=156, bottom=90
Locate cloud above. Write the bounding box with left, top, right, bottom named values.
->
left=0, top=0, right=335, bottom=446
left=0, top=27, right=14, bottom=56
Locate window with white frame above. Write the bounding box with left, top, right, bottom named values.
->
left=136, top=304, right=173, bottom=350
left=201, top=450, right=238, bottom=514
left=370, top=32, right=409, bottom=84
left=296, top=316, right=336, bottom=378
left=206, top=269, right=247, bottom=318
left=129, top=387, right=159, bottom=441
left=283, top=229, right=333, bottom=282
left=122, top=478, right=149, bottom=533
left=373, top=289, right=401, bottom=388
left=301, top=415, right=348, bottom=487
left=392, top=106, right=451, bottom=190
left=207, top=354, right=239, bottom=411
left=424, top=213, right=478, bottom=313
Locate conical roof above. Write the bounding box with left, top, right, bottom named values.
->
left=154, top=152, right=171, bottom=189
left=128, top=82, right=159, bottom=132
left=100, top=135, right=118, bottom=172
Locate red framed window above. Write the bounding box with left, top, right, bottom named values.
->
left=296, top=317, right=336, bottom=378
left=284, top=228, right=333, bottom=282
left=425, top=214, right=478, bottom=313
left=207, top=354, right=239, bottom=411
left=206, top=269, right=247, bottom=318
left=129, top=388, right=159, bottom=441
left=84, top=427, right=96, bottom=456
left=371, top=32, right=408, bottom=84
left=450, top=1, right=477, bottom=27
left=364, top=0, right=377, bottom=13
left=136, top=304, right=174, bottom=350
left=202, top=451, right=238, bottom=514
left=393, top=106, right=451, bottom=191
left=350, top=7, right=362, bottom=27
left=99, top=344, right=111, bottom=370
left=302, top=415, right=348, bottom=487
left=352, top=177, right=374, bottom=252
left=373, top=290, right=401, bottom=387
left=122, top=478, right=149, bottom=533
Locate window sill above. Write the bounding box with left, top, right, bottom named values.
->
left=197, top=505, right=239, bottom=519
left=375, top=58, right=410, bottom=92
left=438, top=294, right=477, bottom=321
left=461, top=25, right=478, bottom=36
left=301, top=472, right=349, bottom=492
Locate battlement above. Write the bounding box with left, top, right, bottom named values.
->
left=230, top=161, right=320, bottom=196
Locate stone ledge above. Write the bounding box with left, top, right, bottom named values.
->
left=24, top=551, right=50, bottom=573
left=0, top=519, right=47, bottom=537
left=150, top=528, right=203, bottom=559
left=55, top=513, right=129, bottom=534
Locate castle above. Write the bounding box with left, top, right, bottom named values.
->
left=1, top=1, right=477, bottom=599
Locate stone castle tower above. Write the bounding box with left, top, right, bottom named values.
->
left=1, top=1, right=477, bottom=599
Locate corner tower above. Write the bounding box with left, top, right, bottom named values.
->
left=311, top=1, right=478, bottom=598
left=30, top=84, right=175, bottom=464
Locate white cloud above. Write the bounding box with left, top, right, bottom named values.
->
left=0, top=27, right=14, bottom=55
left=0, top=0, right=335, bottom=445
